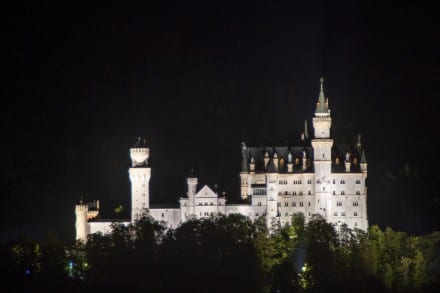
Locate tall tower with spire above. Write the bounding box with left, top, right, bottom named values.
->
left=128, top=137, right=151, bottom=220
left=311, top=78, right=334, bottom=218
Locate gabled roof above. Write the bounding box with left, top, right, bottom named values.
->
left=195, top=185, right=218, bottom=198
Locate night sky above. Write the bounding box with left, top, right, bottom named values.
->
left=1, top=1, right=438, bottom=242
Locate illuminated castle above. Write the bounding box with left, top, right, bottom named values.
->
left=75, top=78, right=368, bottom=242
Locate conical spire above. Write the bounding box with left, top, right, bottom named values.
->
left=315, top=77, right=329, bottom=114
left=361, top=150, right=367, bottom=164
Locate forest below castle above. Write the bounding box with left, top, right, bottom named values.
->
left=2, top=213, right=439, bottom=292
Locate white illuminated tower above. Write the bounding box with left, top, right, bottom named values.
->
left=311, top=77, right=334, bottom=219
left=128, top=138, right=151, bottom=220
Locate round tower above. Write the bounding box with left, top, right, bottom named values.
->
left=187, top=174, right=198, bottom=216
left=129, top=138, right=151, bottom=221
left=75, top=203, right=89, bottom=242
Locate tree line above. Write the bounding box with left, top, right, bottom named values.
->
left=2, top=213, right=439, bottom=292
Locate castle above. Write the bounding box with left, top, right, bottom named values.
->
left=75, top=78, right=368, bottom=242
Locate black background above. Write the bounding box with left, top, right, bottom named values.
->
left=1, top=1, right=438, bottom=241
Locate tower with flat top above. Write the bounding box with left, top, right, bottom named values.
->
left=128, top=138, right=151, bottom=220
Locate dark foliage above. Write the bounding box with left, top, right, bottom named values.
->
left=1, top=212, right=439, bottom=292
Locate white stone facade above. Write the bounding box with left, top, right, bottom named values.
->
left=75, top=79, right=368, bottom=242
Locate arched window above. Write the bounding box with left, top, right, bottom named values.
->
left=353, top=157, right=358, bottom=164
left=335, top=157, right=340, bottom=165
left=295, top=158, right=300, bottom=165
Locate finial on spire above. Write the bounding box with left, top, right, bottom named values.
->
left=315, top=77, right=329, bottom=114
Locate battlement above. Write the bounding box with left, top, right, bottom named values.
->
left=130, top=147, right=149, bottom=167
left=75, top=204, right=88, bottom=212
left=87, top=210, right=99, bottom=220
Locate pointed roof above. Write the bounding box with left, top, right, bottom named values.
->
left=315, top=77, right=329, bottom=115
left=195, top=185, right=218, bottom=198
left=361, top=150, right=367, bottom=164
left=266, top=159, right=277, bottom=173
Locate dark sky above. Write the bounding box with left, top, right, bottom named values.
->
left=1, top=1, right=438, bottom=242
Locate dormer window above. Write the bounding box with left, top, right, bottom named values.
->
left=335, top=157, right=340, bottom=165
left=353, top=157, right=358, bottom=165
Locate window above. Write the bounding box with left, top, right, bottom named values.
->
left=295, top=158, right=300, bottom=165
left=308, top=179, right=312, bottom=184
left=341, top=191, right=345, bottom=195
left=335, top=157, right=340, bottom=164
left=337, top=201, right=342, bottom=207
left=198, top=203, right=202, bottom=206
left=333, top=212, right=338, bottom=216
left=356, top=191, right=360, bottom=195
left=210, top=202, right=214, bottom=205
left=204, top=202, right=208, bottom=206
left=299, top=191, right=303, bottom=195
left=354, top=212, right=358, bottom=217
left=353, top=201, right=359, bottom=206
left=299, top=202, right=304, bottom=207
left=277, top=202, right=281, bottom=207
left=333, top=179, right=336, bottom=184
left=308, top=191, right=312, bottom=195
left=356, top=179, right=361, bottom=184
left=292, top=202, right=296, bottom=207
left=332, top=191, right=336, bottom=195
left=293, top=191, right=297, bottom=196
left=340, top=179, right=345, bottom=184
left=341, top=212, right=345, bottom=216
left=308, top=202, right=311, bottom=206
left=258, top=202, right=262, bottom=206
left=354, top=157, right=358, bottom=164
left=285, top=212, right=289, bottom=216
left=161, top=213, right=164, bottom=217
left=256, top=213, right=259, bottom=217
left=285, top=202, right=288, bottom=207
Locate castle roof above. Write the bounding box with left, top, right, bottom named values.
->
left=245, top=146, right=314, bottom=173
left=331, top=144, right=364, bottom=173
